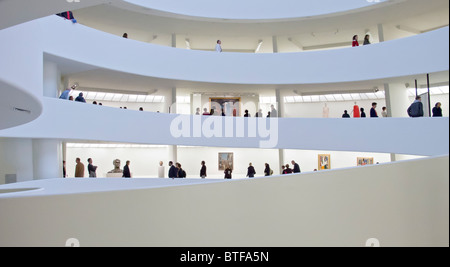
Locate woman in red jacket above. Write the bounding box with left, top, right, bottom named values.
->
left=352, top=35, right=359, bottom=47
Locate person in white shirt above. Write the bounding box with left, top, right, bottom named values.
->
left=158, top=161, right=165, bottom=178
left=216, top=40, right=222, bottom=52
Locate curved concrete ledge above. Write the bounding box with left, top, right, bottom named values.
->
left=0, top=98, right=448, bottom=156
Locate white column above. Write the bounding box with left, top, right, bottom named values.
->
left=272, top=36, right=278, bottom=53
left=32, top=139, right=63, bottom=180
left=43, top=61, right=60, bottom=98
left=377, top=24, right=385, bottom=42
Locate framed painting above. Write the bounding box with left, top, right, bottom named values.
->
left=218, top=152, right=234, bottom=171
left=357, top=157, right=374, bottom=166
left=318, top=154, right=331, bottom=170
left=210, top=97, right=241, bottom=117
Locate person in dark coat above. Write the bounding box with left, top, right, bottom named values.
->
left=123, top=161, right=131, bottom=178
left=291, top=161, right=301, bottom=173
left=432, top=102, right=443, bottom=117
left=200, top=161, right=207, bottom=179
left=360, top=108, right=367, bottom=118
left=168, top=161, right=178, bottom=178
left=342, top=110, right=351, bottom=118
left=224, top=165, right=232, bottom=179
left=177, top=163, right=186, bottom=178
left=284, top=164, right=293, bottom=174
left=264, top=163, right=271, bottom=176
left=75, top=92, right=86, bottom=103
left=247, top=163, right=256, bottom=178
left=407, top=96, right=424, bottom=118
left=370, top=102, right=378, bottom=118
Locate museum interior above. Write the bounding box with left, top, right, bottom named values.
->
left=0, top=0, right=448, bottom=247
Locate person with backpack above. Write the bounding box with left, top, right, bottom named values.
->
left=407, top=96, right=424, bottom=118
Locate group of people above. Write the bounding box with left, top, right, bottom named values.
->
left=196, top=105, right=279, bottom=118
left=342, top=102, right=387, bottom=118
left=352, top=35, right=372, bottom=47
left=67, top=159, right=303, bottom=179
left=407, top=96, right=443, bottom=118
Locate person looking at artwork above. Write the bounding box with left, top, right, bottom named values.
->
left=210, top=109, right=215, bottom=116
left=264, top=163, right=271, bottom=176
left=244, top=110, right=251, bottom=117
left=168, top=161, right=178, bottom=179
left=195, top=108, right=201, bottom=115
left=247, top=163, right=256, bottom=178
left=342, top=110, right=351, bottom=118
left=221, top=109, right=226, bottom=116
left=407, top=96, right=424, bottom=118
left=360, top=107, right=367, bottom=118
left=200, top=161, right=207, bottom=179
left=87, top=158, right=98, bottom=178
left=75, top=92, right=86, bottom=103
left=75, top=158, right=85, bottom=178
left=281, top=165, right=286, bottom=174
left=177, top=163, right=187, bottom=178
left=352, top=35, right=359, bottom=47
left=370, top=102, right=378, bottom=118
left=432, top=102, right=443, bottom=117
left=267, top=111, right=271, bottom=118
left=224, top=165, right=232, bottom=179
left=203, top=108, right=210, bottom=116
left=292, top=160, right=301, bottom=173
left=158, top=161, right=165, bottom=178
left=123, top=161, right=131, bottom=178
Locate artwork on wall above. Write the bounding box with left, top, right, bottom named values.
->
left=318, top=154, right=331, bottom=170
left=357, top=157, right=374, bottom=166
left=218, top=152, right=234, bottom=171
left=210, top=97, right=241, bottom=117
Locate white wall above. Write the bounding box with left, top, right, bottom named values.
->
left=0, top=138, right=34, bottom=184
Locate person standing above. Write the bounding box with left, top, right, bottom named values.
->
left=203, top=108, right=210, bottom=116
left=432, top=102, right=443, bottom=117
left=244, top=110, right=250, bottom=117
left=59, top=85, right=77, bottom=100
left=75, top=92, right=86, bottom=103
left=284, top=164, right=293, bottom=174
left=270, top=105, right=278, bottom=117
left=407, top=96, right=424, bottom=118
left=216, top=40, right=222, bottom=52
left=255, top=109, right=263, bottom=118
left=168, top=161, right=178, bottom=179
left=123, top=33, right=128, bottom=39
left=381, top=107, right=388, bottom=118
left=158, top=161, right=165, bottom=178
left=177, top=163, right=186, bottom=178
left=342, top=110, right=351, bottom=118
left=75, top=158, right=85, bottom=178
left=247, top=163, right=256, bottom=178
left=264, top=163, right=271, bottom=176
left=370, top=102, right=378, bottom=118
left=281, top=165, right=286, bottom=174
left=200, top=161, right=207, bottom=179
left=360, top=107, right=367, bottom=118
left=123, top=161, right=131, bottom=178
left=292, top=160, right=301, bottom=174
left=363, top=35, right=371, bottom=45
left=352, top=35, right=359, bottom=47
left=224, top=165, right=232, bottom=179
left=87, top=158, right=98, bottom=178
left=195, top=108, right=201, bottom=115
left=63, top=160, right=67, bottom=178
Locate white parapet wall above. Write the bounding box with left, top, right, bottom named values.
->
left=0, top=155, right=448, bottom=247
